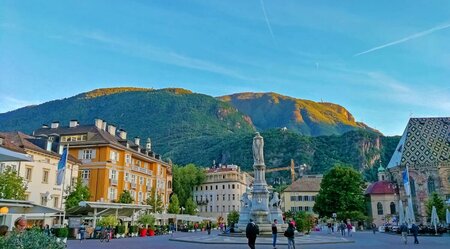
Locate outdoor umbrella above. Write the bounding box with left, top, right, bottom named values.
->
left=431, top=206, right=439, bottom=235
left=446, top=209, right=450, bottom=225
left=398, top=200, right=405, bottom=225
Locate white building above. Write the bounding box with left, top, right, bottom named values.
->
left=193, top=165, right=253, bottom=223
left=0, top=132, right=80, bottom=227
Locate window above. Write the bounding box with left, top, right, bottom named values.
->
left=210, top=206, right=213, bottom=212
left=232, top=205, right=235, bottom=211
left=125, top=154, right=132, bottom=164
left=110, top=151, right=119, bottom=163
left=42, top=169, right=49, bottom=184
left=109, top=188, right=117, bottom=201
left=299, top=206, right=303, bottom=211
left=216, top=206, right=219, bottom=212
left=139, top=176, right=144, bottom=185
left=377, top=202, right=383, bottom=215
left=61, top=134, right=87, bottom=142
left=216, top=185, right=218, bottom=190
left=201, top=186, right=203, bottom=191
left=232, top=184, right=235, bottom=189
left=81, top=170, right=90, bottom=179
left=223, top=205, right=225, bottom=212
left=131, top=174, right=136, bottom=183
left=427, top=177, right=436, bottom=194
left=312, top=196, right=316, bottom=201
left=125, top=172, right=129, bottom=182
left=297, top=196, right=302, bottom=201
left=110, top=170, right=117, bottom=180
left=390, top=202, right=396, bottom=214
left=290, top=196, right=296, bottom=201
left=53, top=196, right=59, bottom=208
left=217, top=195, right=219, bottom=201
left=81, top=149, right=95, bottom=160
left=138, top=192, right=143, bottom=203
left=232, top=194, right=235, bottom=200
left=305, top=206, right=310, bottom=211
left=41, top=194, right=47, bottom=206
left=223, top=194, right=225, bottom=201
left=228, top=194, right=231, bottom=201
left=25, top=167, right=32, bottom=181
left=222, top=185, right=225, bottom=189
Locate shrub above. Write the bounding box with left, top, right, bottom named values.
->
left=129, top=225, right=138, bottom=234
left=97, top=215, right=118, bottom=227
left=117, top=225, right=126, bottom=234
left=0, top=229, right=65, bottom=249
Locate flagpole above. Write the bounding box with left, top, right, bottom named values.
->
left=59, top=144, right=69, bottom=226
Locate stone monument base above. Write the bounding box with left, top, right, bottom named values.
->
left=236, top=223, right=288, bottom=235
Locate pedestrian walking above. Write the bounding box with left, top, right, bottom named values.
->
left=284, top=222, right=296, bottom=249
left=206, top=221, right=212, bottom=235
left=346, top=222, right=352, bottom=237
left=399, top=222, right=408, bottom=244
left=272, top=219, right=278, bottom=249
left=246, top=219, right=259, bottom=249
left=372, top=223, right=377, bottom=234
left=411, top=223, right=419, bottom=244
left=79, top=223, right=86, bottom=242
left=340, top=222, right=346, bottom=236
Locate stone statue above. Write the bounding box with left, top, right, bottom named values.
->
left=269, top=192, right=281, bottom=208
left=241, top=192, right=252, bottom=208
left=252, top=132, right=264, bottom=165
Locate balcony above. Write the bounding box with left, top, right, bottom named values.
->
left=110, top=179, right=118, bottom=186
left=131, top=165, right=153, bottom=176
left=131, top=182, right=137, bottom=189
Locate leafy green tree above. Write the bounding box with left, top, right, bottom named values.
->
left=168, top=194, right=180, bottom=214
left=185, top=197, right=197, bottom=215
left=97, top=215, right=118, bottom=227
left=0, top=168, right=26, bottom=200
left=227, top=210, right=240, bottom=225
left=313, top=165, right=366, bottom=217
left=146, top=188, right=164, bottom=213
left=426, top=192, right=446, bottom=221
left=294, top=211, right=315, bottom=233
left=65, top=179, right=91, bottom=210
left=118, top=190, right=134, bottom=204
left=173, top=164, right=205, bottom=207
left=138, top=214, right=156, bottom=229
left=336, top=211, right=369, bottom=224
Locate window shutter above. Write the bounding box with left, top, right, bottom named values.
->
left=91, top=149, right=96, bottom=159
left=78, top=150, right=83, bottom=159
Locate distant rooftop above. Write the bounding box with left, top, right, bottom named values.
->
left=283, top=175, right=323, bottom=192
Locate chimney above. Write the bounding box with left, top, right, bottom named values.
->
left=69, top=120, right=79, bottom=128
left=102, top=121, right=107, bottom=131
left=107, top=124, right=116, bottom=136
left=94, top=119, right=103, bottom=129
left=134, top=137, right=140, bottom=146
left=119, top=129, right=127, bottom=140
left=50, top=121, right=59, bottom=129
left=146, top=138, right=151, bottom=151
left=155, top=154, right=161, bottom=160
left=42, top=124, right=49, bottom=129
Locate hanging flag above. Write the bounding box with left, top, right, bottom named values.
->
left=57, top=148, right=68, bottom=185
left=402, top=168, right=411, bottom=196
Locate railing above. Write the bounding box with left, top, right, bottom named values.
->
left=131, top=165, right=153, bottom=176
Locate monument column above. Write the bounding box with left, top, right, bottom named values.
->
left=250, top=132, right=270, bottom=224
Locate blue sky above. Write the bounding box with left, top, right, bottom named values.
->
left=1, top=0, right=449, bottom=136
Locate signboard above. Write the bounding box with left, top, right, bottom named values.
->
left=69, top=217, right=81, bottom=228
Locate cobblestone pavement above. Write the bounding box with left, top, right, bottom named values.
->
left=67, top=230, right=450, bottom=249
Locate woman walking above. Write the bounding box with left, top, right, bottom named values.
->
left=284, top=222, right=296, bottom=249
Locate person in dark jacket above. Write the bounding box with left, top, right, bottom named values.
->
left=246, top=219, right=259, bottom=249
left=206, top=221, right=212, bottom=235
left=271, top=219, right=278, bottom=249
left=411, top=223, right=419, bottom=244
left=399, top=223, right=408, bottom=244
left=284, top=222, right=296, bottom=249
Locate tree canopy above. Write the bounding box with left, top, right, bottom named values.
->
left=313, top=165, right=366, bottom=217
left=168, top=194, right=180, bottom=214
left=172, top=164, right=205, bottom=207
left=227, top=210, right=240, bottom=225
left=185, top=197, right=197, bottom=215
left=146, top=188, right=164, bottom=213
left=426, top=192, right=446, bottom=221
left=118, top=190, right=134, bottom=204
left=0, top=168, right=26, bottom=200
left=65, top=179, right=91, bottom=210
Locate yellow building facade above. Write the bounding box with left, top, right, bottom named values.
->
left=34, top=119, right=173, bottom=208
left=281, top=175, right=322, bottom=213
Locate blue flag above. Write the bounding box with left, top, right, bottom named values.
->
left=402, top=169, right=411, bottom=196
left=57, top=148, right=67, bottom=185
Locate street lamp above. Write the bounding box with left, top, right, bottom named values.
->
left=180, top=206, right=185, bottom=215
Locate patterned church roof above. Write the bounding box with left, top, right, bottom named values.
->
left=387, top=117, right=450, bottom=168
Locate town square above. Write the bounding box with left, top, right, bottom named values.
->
left=1, top=1, right=450, bottom=249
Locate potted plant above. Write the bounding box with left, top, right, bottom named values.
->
left=116, top=225, right=126, bottom=238
left=138, top=214, right=155, bottom=237
left=129, top=225, right=138, bottom=237
left=54, top=227, right=69, bottom=244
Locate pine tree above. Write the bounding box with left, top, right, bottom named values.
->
left=168, top=194, right=180, bottom=214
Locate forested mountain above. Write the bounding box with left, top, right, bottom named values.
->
left=219, top=92, right=376, bottom=136
left=0, top=87, right=400, bottom=181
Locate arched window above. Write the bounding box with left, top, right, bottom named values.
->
left=410, top=177, right=416, bottom=197
left=428, top=177, right=436, bottom=194
left=390, top=202, right=396, bottom=214
left=377, top=202, right=383, bottom=215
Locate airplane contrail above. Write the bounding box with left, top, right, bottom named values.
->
left=354, top=22, right=450, bottom=56
left=260, top=0, right=275, bottom=43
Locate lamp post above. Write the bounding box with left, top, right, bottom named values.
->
left=181, top=206, right=185, bottom=215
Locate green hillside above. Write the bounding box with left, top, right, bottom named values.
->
left=219, top=92, right=376, bottom=136
left=0, top=87, right=399, bottom=181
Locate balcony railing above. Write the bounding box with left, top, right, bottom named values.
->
left=110, top=179, right=118, bottom=186
left=131, top=165, right=153, bottom=176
